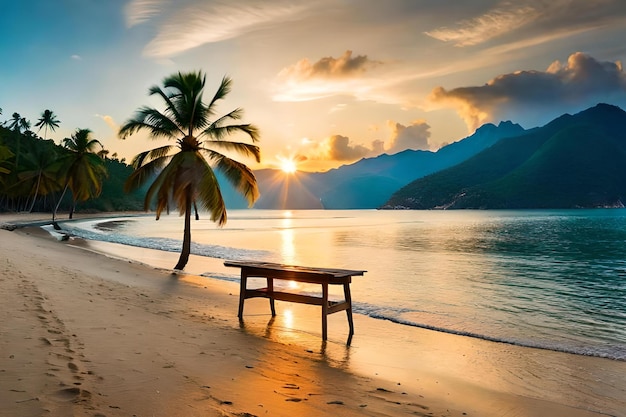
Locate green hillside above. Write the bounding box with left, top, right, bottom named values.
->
left=384, top=104, right=626, bottom=209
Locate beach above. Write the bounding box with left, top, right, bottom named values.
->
left=1, top=213, right=625, bottom=417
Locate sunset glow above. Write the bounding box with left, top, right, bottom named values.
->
left=279, top=157, right=298, bottom=173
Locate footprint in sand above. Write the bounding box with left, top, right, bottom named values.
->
left=54, top=387, right=91, bottom=401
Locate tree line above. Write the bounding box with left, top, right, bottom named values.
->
left=0, top=108, right=145, bottom=217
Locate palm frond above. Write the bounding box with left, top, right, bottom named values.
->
left=124, top=152, right=172, bottom=193
left=206, top=76, right=232, bottom=118
left=203, top=122, right=260, bottom=144
left=66, top=153, right=107, bottom=201
left=142, top=156, right=181, bottom=215
left=212, top=107, right=244, bottom=124
left=130, top=145, right=175, bottom=168
left=162, top=71, right=208, bottom=134
left=201, top=141, right=261, bottom=163
left=119, top=107, right=184, bottom=139
left=148, top=85, right=183, bottom=127
left=195, top=157, right=227, bottom=225
left=207, top=152, right=259, bottom=206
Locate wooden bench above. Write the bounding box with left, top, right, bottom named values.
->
left=224, top=260, right=366, bottom=341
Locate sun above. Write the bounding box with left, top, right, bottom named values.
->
left=279, top=157, right=297, bottom=173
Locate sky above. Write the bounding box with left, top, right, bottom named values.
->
left=1, top=0, right=626, bottom=172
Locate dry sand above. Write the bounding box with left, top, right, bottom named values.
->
left=1, top=213, right=625, bottom=417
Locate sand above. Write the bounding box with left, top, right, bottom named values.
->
left=1, top=213, right=625, bottom=417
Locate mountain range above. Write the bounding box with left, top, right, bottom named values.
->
left=384, top=103, right=626, bottom=209
left=220, top=103, right=626, bottom=210
left=241, top=120, right=525, bottom=209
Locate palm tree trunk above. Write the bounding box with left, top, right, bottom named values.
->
left=53, top=183, right=69, bottom=229
left=174, top=189, right=192, bottom=270
left=28, top=172, right=43, bottom=213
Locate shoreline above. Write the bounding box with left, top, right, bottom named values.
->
left=1, top=213, right=625, bottom=416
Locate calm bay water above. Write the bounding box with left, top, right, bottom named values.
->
left=64, top=209, right=626, bottom=360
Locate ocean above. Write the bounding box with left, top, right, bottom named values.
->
left=62, top=209, right=626, bottom=361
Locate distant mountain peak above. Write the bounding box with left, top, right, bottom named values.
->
left=498, top=120, right=518, bottom=128
left=384, top=102, right=626, bottom=210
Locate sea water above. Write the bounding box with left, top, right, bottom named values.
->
left=63, top=209, right=626, bottom=361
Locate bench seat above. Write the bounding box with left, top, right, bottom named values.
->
left=225, top=260, right=366, bottom=342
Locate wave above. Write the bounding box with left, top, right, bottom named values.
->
left=196, top=270, right=626, bottom=362
left=352, top=302, right=626, bottom=361
left=61, top=221, right=271, bottom=261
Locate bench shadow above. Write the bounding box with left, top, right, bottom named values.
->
left=239, top=315, right=353, bottom=368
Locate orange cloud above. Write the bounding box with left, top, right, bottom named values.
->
left=326, top=134, right=371, bottom=161
left=287, top=119, right=432, bottom=167
left=278, top=50, right=380, bottom=81
left=273, top=50, right=387, bottom=102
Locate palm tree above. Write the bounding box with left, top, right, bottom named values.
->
left=34, top=109, right=60, bottom=141
left=7, top=113, right=30, bottom=133
left=18, top=143, right=62, bottom=212
left=53, top=128, right=107, bottom=221
left=8, top=112, right=22, bottom=131
left=119, top=71, right=261, bottom=270
left=7, top=112, right=30, bottom=169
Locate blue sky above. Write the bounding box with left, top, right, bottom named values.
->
left=2, top=0, right=626, bottom=171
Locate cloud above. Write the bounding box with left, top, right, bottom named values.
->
left=294, top=134, right=381, bottom=164
left=96, top=114, right=119, bottom=133
left=327, top=134, right=371, bottom=161
left=425, top=3, right=540, bottom=46
left=273, top=50, right=391, bottom=102
left=125, top=0, right=162, bottom=27
left=387, top=120, right=431, bottom=153
left=294, top=120, right=431, bottom=165
left=371, top=139, right=385, bottom=155
left=428, top=52, right=626, bottom=130
left=278, top=50, right=380, bottom=81
left=125, top=0, right=312, bottom=57
left=425, top=1, right=626, bottom=51
left=71, top=55, right=82, bottom=61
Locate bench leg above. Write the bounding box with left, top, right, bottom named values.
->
left=267, top=277, right=276, bottom=316
left=238, top=271, right=247, bottom=320
left=344, top=283, right=354, bottom=337
left=321, top=283, right=329, bottom=340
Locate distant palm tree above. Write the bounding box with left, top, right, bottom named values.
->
left=8, top=112, right=22, bottom=131
left=7, top=113, right=30, bottom=133
left=18, top=144, right=62, bottom=212
left=35, top=109, right=61, bottom=141
left=7, top=112, right=30, bottom=169
left=119, top=71, right=261, bottom=270
left=53, top=128, right=107, bottom=221
left=97, top=148, right=110, bottom=159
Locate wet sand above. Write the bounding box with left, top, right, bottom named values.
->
left=1, top=213, right=624, bottom=416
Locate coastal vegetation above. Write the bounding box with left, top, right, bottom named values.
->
left=53, top=129, right=108, bottom=221
left=119, top=71, right=261, bottom=270
left=0, top=116, right=145, bottom=215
